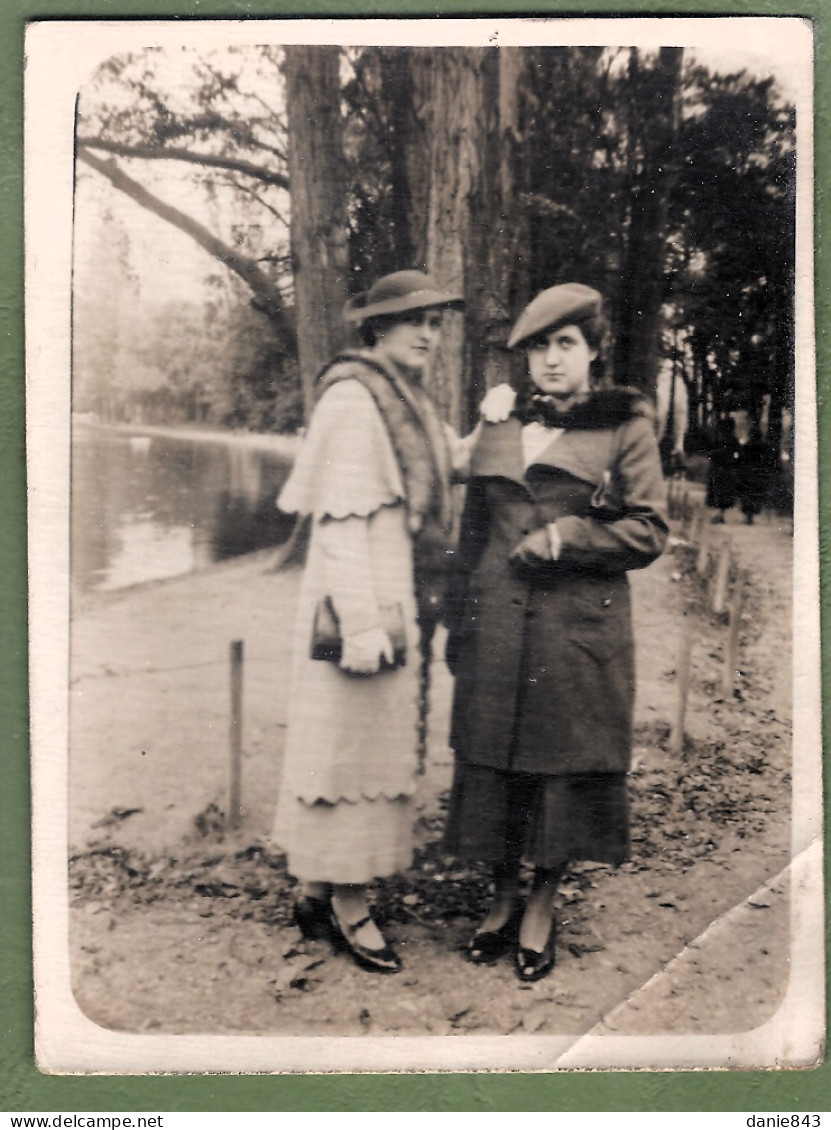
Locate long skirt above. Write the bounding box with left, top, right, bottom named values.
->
left=443, top=762, right=630, bottom=869
left=275, top=790, right=415, bottom=886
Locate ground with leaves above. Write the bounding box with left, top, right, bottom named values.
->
left=66, top=502, right=797, bottom=1052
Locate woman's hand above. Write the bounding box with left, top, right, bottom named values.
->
left=479, top=383, right=516, bottom=423
left=340, top=627, right=395, bottom=675
left=510, top=525, right=561, bottom=567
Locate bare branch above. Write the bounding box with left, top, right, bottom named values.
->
left=222, top=174, right=289, bottom=225
left=77, top=136, right=289, bottom=189
left=77, top=146, right=296, bottom=348
left=249, top=88, right=287, bottom=128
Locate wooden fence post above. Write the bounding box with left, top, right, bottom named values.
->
left=668, top=478, right=681, bottom=521
left=669, top=611, right=694, bottom=755
left=229, top=639, right=244, bottom=829
left=711, top=538, right=732, bottom=614
left=680, top=491, right=690, bottom=534
left=689, top=502, right=705, bottom=545
left=696, top=517, right=711, bottom=575
left=722, top=579, right=745, bottom=700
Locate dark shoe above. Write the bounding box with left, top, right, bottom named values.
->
left=465, top=903, right=523, bottom=965
left=329, top=906, right=403, bottom=975
left=515, top=919, right=557, bottom=983
left=292, top=895, right=332, bottom=942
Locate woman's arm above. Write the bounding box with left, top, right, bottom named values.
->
left=444, top=385, right=517, bottom=480
left=316, top=515, right=394, bottom=674
left=553, top=417, right=669, bottom=572
left=294, top=380, right=405, bottom=673
left=317, top=515, right=383, bottom=639
left=444, top=421, right=481, bottom=479
left=279, top=379, right=404, bottom=521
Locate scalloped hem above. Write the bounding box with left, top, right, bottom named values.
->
left=316, top=494, right=406, bottom=522
left=273, top=790, right=415, bottom=884
left=294, top=786, right=415, bottom=806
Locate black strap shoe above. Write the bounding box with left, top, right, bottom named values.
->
left=292, top=894, right=333, bottom=941
left=465, top=903, right=523, bottom=965
left=515, top=919, right=557, bottom=983
left=329, top=906, right=403, bottom=975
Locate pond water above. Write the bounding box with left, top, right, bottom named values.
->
left=72, top=425, right=296, bottom=594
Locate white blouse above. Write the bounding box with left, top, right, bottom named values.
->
left=521, top=420, right=564, bottom=467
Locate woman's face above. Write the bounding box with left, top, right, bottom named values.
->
left=372, top=308, right=444, bottom=373
left=526, top=323, right=596, bottom=406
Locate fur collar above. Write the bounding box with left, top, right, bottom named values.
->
left=514, top=385, right=652, bottom=430
left=316, top=350, right=455, bottom=547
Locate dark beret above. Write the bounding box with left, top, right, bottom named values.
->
left=507, top=283, right=602, bottom=349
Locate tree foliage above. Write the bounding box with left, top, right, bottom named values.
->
left=666, top=67, right=795, bottom=446
left=77, top=48, right=294, bottom=343
left=75, top=44, right=796, bottom=442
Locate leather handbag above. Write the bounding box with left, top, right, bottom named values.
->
left=310, top=596, right=407, bottom=669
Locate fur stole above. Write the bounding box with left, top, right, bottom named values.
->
left=316, top=351, right=456, bottom=632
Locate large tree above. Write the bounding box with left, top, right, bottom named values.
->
left=283, top=46, right=351, bottom=415
left=344, top=46, right=526, bottom=430
left=613, top=47, right=684, bottom=398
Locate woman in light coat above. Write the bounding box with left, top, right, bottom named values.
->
left=273, top=270, right=505, bottom=974
left=444, top=283, right=669, bottom=982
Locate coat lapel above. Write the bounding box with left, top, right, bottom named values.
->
left=472, top=418, right=618, bottom=490
left=528, top=428, right=617, bottom=486
left=470, top=418, right=527, bottom=489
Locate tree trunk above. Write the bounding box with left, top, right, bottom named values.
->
left=380, top=48, right=417, bottom=269
left=403, top=49, right=476, bottom=428
left=404, top=47, right=527, bottom=432
left=479, top=47, right=529, bottom=409
left=284, top=46, right=351, bottom=417
left=613, top=47, right=683, bottom=399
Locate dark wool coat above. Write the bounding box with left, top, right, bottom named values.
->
left=447, top=388, right=669, bottom=778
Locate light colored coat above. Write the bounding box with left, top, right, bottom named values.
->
left=276, top=379, right=422, bottom=805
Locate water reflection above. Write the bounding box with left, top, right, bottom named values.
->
left=72, top=425, right=295, bottom=594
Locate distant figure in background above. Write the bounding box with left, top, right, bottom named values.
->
left=706, top=416, right=740, bottom=523
left=730, top=409, right=772, bottom=525
left=707, top=408, right=772, bottom=525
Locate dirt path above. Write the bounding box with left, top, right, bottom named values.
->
left=67, top=504, right=797, bottom=1052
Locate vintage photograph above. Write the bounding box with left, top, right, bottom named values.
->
left=26, top=17, right=820, bottom=1074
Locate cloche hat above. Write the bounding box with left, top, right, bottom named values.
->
left=507, top=283, right=602, bottom=349
left=343, top=270, right=465, bottom=325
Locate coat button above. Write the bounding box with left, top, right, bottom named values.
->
left=602, top=598, right=612, bottom=607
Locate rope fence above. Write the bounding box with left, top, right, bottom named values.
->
left=77, top=481, right=754, bottom=825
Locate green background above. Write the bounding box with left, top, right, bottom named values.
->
left=2, top=0, right=827, bottom=1113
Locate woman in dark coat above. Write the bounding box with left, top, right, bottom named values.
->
left=731, top=410, right=773, bottom=525
left=707, top=409, right=773, bottom=524
left=706, top=415, right=740, bottom=522
left=444, top=283, right=669, bottom=982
